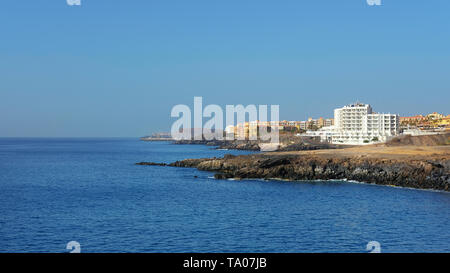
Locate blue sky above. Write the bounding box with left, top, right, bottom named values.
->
left=0, top=0, right=449, bottom=137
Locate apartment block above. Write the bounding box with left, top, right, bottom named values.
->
left=332, top=103, right=399, bottom=144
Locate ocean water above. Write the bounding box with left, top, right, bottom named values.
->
left=0, top=138, right=449, bottom=253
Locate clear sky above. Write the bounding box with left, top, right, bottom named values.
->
left=1, top=0, right=449, bottom=137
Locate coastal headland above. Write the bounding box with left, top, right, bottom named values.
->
left=166, top=134, right=342, bottom=151
left=137, top=134, right=450, bottom=191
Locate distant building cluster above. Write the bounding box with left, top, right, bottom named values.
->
left=400, top=112, right=450, bottom=130
left=151, top=132, right=172, bottom=139
left=297, top=117, right=335, bottom=130
left=303, top=103, right=400, bottom=145
left=160, top=103, right=448, bottom=145
left=225, top=102, right=412, bottom=145
left=302, top=104, right=449, bottom=145
left=225, top=118, right=334, bottom=140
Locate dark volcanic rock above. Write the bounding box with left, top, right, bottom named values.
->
left=258, top=156, right=292, bottom=168
left=135, top=162, right=167, bottom=166
left=166, top=153, right=450, bottom=191
left=172, top=137, right=345, bottom=152
left=173, top=139, right=261, bottom=151
left=278, top=143, right=339, bottom=151
left=223, top=154, right=236, bottom=159
left=214, top=173, right=234, bottom=180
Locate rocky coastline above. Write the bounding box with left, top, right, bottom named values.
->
left=172, top=138, right=341, bottom=152
left=173, top=139, right=261, bottom=151
left=137, top=145, right=450, bottom=192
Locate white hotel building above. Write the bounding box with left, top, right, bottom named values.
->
left=305, top=103, right=399, bottom=145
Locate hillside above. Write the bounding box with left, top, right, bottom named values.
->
left=383, top=133, right=450, bottom=146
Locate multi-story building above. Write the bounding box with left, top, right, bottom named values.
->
left=400, top=112, right=449, bottom=130
left=331, top=103, right=399, bottom=144
left=427, top=112, right=444, bottom=120
left=317, top=117, right=324, bottom=128
left=437, top=117, right=450, bottom=127
left=235, top=122, right=250, bottom=140
left=400, top=115, right=426, bottom=124
left=299, top=121, right=308, bottom=130
left=324, top=118, right=334, bottom=127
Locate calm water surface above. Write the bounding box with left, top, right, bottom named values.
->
left=0, top=138, right=449, bottom=252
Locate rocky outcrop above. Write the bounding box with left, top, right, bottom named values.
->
left=384, top=133, right=450, bottom=146
left=173, top=139, right=261, bottom=151
left=172, top=139, right=342, bottom=151
left=135, top=162, right=168, bottom=166
left=277, top=142, right=340, bottom=151
left=154, top=153, right=450, bottom=191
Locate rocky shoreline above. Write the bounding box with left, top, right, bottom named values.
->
left=173, top=139, right=261, bottom=151
left=137, top=145, right=450, bottom=192
left=172, top=138, right=341, bottom=151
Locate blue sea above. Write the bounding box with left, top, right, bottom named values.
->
left=0, top=138, right=449, bottom=253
